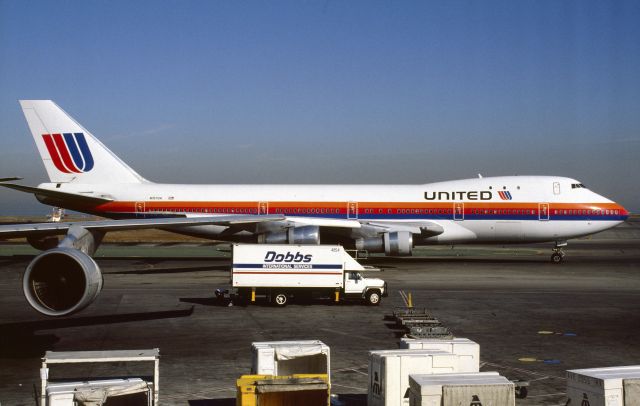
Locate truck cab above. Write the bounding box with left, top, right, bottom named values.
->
left=344, top=271, right=388, bottom=305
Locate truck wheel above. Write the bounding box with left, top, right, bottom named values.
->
left=365, top=290, right=381, bottom=306
left=272, top=292, right=288, bottom=307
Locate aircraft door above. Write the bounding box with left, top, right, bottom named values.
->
left=539, top=203, right=549, bottom=221
left=258, top=201, right=269, bottom=215
left=135, top=202, right=145, bottom=219
left=347, top=201, right=358, bottom=219
left=553, top=182, right=561, bottom=195
left=453, top=202, right=464, bottom=221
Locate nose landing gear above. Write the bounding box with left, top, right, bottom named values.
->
left=551, top=241, right=567, bottom=263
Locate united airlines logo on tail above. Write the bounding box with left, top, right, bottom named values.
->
left=42, top=133, right=94, bottom=173
left=498, top=191, right=513, bottom=200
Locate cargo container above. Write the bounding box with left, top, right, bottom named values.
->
left=40, top=349, right=159, bottom=406
left=368, top=349, right=479, bottom=406
left=408, top=372, right=515, bottom=406
left=566, top=365, right=640, bottom=406
left=251, top=340, right=330, bottom=382
left=236, top=374, right=330, bottom=406
left=399, top=337, right=480, bottom=372
left=227, top=244, right=387, bottom=306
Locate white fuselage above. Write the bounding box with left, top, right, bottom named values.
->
left=39, top=175, right=628, bottom=246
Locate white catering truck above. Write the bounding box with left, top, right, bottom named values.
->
left=225, top=244, right=387, bottom=306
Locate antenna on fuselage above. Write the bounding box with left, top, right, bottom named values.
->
left=478, top=173, right=483, bottom=178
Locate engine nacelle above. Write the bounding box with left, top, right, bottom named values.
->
left=258, top=225, right=320, bottom=245
left=27, top=235, right=61, bottom=251
left=23, top=247, right=103, bottom=317
left=356, top=231, right=413, bottom=256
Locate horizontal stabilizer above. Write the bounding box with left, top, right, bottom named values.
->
left=0, top=183, right=113, bottom=205
left=0, top=177, right=23, bottom=182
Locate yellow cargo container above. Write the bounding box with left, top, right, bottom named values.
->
left=236, top=374, right=330, bottom=406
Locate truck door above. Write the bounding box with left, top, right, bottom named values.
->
left=344, top=272, right=361, bottom=294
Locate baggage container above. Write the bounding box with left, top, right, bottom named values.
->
left=368, top=349, right=478, bottom=406
left=47, top=378, right=151, bottom=406
left=566, top=365, right=640, bottom=406
left=399, top=337, right=480, bottom=372
left=236, top=374, right=329, bottom=406
left=408, top=372, right=514, bottom=406
left=251, top=340, right=330, bottom=382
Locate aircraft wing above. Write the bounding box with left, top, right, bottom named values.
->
left=0, top=215, right=286, bottom=239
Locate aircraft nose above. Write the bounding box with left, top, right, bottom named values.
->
left=618, top=204, right=630, bottom=221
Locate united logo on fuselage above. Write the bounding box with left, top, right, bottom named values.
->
left=42, top=133, right=94, bottom=173
left=498, top=191, right=513, bottom=200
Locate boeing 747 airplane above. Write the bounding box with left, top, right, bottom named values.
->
left=0, top=100, right=629, bottom=316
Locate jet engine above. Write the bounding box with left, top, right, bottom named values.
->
left=258, top=225, right=320, bottom=245
left=23, top=247, right=103, bottom=317
left=22, top=225, right=105, bottom=317
left=356, top=231, right=413, bottom=256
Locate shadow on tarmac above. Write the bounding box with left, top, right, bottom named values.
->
left=187, top=394, right=367, bottom=406
left=0, top=307, right=194, bottom=358
left=107, top=265, right=229, bottom=275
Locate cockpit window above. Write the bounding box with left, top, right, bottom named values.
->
left=571, top=183, right=587, bottom=189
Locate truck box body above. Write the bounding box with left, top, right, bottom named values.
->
left=399, top=338, right=480, bottom=372
left=408, top=372, right=514, bottom=406
left=566, top=365, right=640, bottom=406
left=251, top=340, right=331, bottom=382
left=229, top=244, right=386, bottom=305
left=232, top=244, right=364, bottom=288
left=368, top=349, right=478, bottom=406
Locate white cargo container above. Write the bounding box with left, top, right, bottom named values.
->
left=368, top=349, right=479, bottom=406
left=566, top=365, right=640, bottom=406
left=229, top=244, right=387, bottom=306
left=251, top=340, right=331, bottom=382
left=47, top=378, right=151, bottom=406
left=408, top=372, right=515, bottom=406
left=399, top=337, right=480, bottom=372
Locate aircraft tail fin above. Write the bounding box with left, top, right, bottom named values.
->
left=19, top=100, right=145, bottom=184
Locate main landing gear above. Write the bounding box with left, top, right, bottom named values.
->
left=551, top=241, right=567, bottom=264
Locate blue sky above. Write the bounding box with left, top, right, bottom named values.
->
left=1, top=0, right=639, bottom=214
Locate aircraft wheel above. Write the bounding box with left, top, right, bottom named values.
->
left=272, top=292, right=288, bottom=307
left=551, top=252, right=563, bottom=264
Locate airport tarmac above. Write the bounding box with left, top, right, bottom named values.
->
left=1, top=219, right=639, bottom=405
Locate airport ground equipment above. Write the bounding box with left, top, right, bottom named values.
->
left=40, top=349, right=159, bottom=406
left=225, top=244, right=387, bottom=306
left=391, top=307, right=452, bottom=339
left=408, top=372, right=515, bottom=406
left=566, top=365, right=640, bottom=406
left=251, top=340, right=331, bottom=383
left=399, top=338, right=480, bottom=372
left=368, top=349, right=479, bottom=406
left=236, top=374, right=330, bottom=406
